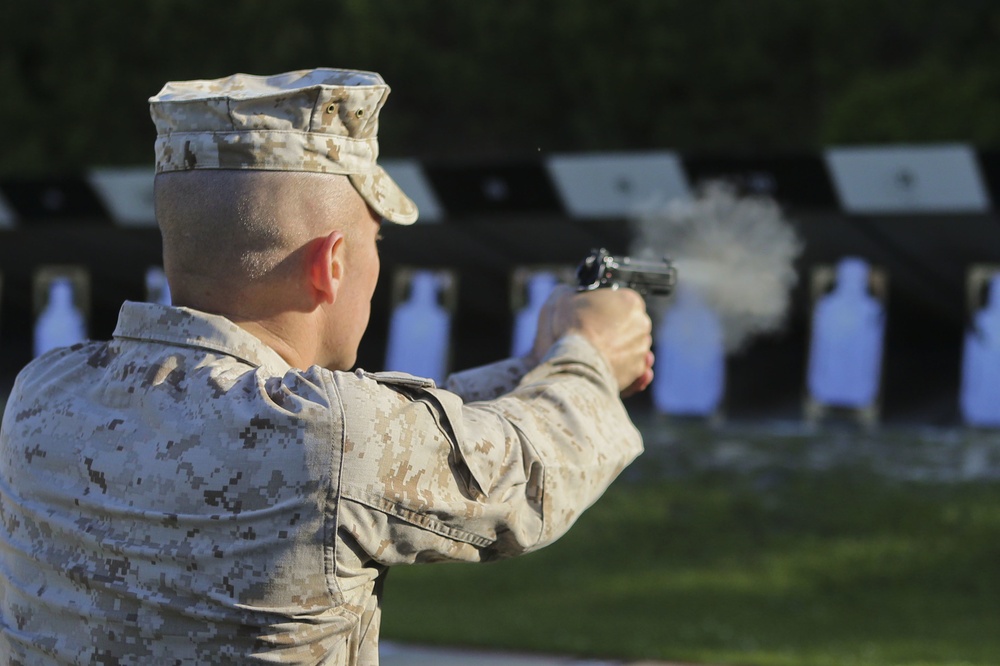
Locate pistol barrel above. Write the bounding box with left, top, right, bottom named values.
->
left=576, top=248, right=677, bottom=296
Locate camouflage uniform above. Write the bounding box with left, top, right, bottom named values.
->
left=0, top=302, right=643, bottom=664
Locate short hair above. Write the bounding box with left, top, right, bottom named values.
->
left=155, top=170, right=358, bottom=288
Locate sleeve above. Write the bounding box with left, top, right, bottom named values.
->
left=332, top=334, right=643, bottom=566
left=443, top=357, right=533, bottom=402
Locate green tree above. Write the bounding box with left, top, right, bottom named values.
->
left=4, top=0, right=1000, bottom=174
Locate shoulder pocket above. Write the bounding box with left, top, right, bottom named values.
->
left=363, top=370, right=497, bottom=500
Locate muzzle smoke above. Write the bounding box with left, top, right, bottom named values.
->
left=629, top=181, right=803, bottom=353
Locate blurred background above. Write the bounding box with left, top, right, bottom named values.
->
left=5, top=0, right=1000, bottom=425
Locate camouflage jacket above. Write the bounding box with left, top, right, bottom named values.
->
left=0, top=302, right=643, bottom=665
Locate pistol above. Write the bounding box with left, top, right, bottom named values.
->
left=576, top=248, right=677, bottom=296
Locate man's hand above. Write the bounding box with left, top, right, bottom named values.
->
left=529, top=285, right=654, bottom=396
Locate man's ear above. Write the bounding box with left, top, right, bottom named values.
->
left=310, top=230, right=346, bottom=305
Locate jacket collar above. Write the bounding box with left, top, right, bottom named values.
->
left=113, top=301, right=293, bottom=375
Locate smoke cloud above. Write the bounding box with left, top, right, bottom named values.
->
left=629, top=181, right=803, bottom=353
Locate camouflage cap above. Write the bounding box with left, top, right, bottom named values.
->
left=149, top=68, right=418, bottom=224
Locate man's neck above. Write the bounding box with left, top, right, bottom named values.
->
left=229, top=314, right=321, bottom=371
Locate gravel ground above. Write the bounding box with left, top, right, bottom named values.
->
left=633, top=414, right=1000, bottom=483
left=381, top=641, right=706, bottom=666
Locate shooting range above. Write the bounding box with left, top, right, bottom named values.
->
left=3, top=3, right=1000, bottom=665
left=3, top=148, right=999, bottom=427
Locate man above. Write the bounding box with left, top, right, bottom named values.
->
left=0, top=68, right=653, bottom=664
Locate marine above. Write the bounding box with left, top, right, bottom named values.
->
left=0, top=68, right=654, bottom=664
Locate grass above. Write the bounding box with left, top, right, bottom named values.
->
left=380, top=423, right=1000, bottom=666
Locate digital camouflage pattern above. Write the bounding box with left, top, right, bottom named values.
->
left=149, top=69, right=418, bottom=225
left=0, top=302, right=643, bottom=664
